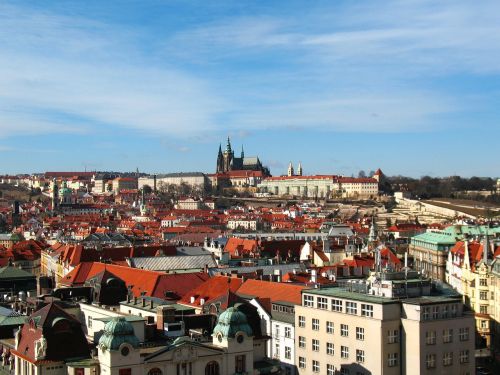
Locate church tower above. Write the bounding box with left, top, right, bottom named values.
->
left=51, top=178, right=58, bottom=211
left=223, top=137, right=234, bottom=172
left=287, top=162, right=294, bottom=177
left=59, top=180, right=73, bottom=205
left=297, top=162, right=303, bottom=176
left=216, top=144, right=223, bottom=173
left=212, top=304, right=254, bottom=374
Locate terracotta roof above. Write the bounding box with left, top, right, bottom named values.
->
left=236, top=279, right=306, bottom=305
left=264, top=175, right=337, bottom=181
left=178, top=276, right=244, bottom=307
left=338, top=177, right=377, bottom=183
left=224, top=238, right=258, bottom=258
left=13, top=303, right=89, bottom=363
left=60, top=262, right=208, bottom=299
left=47, top=244, right=176, bottom=266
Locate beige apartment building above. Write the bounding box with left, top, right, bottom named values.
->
left=258, top=175, right=378, bottom=199
left=491, top=256, right=500, bottom=353
left=112, top=177, right=138, bottom=193
left=295, top=273, right=475, bottom=375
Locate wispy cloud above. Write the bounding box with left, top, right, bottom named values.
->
left=1, top=0, right=499, bottom=142
left=172, top=1, right=500, bottom=74
left=0, top=3, right=225, bottom=138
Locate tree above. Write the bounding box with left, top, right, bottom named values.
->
left=358, top=170, right=366, bottom=178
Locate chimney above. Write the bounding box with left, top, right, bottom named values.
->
left=200, top=298, right=205, bottom=305
left=142, top=298, right=146, bottom=307
left=311, top=269, right=317, bottom=283
left=156, top=305, right=176, bottom=332
left=190, top=296, right=195, bottom=303
left=274, top=269, right=282, bottom=283
left=323, top=238, right=330, bottom=252
left=133, top=296, right=137, bottom=305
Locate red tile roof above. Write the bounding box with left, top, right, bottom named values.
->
left=60, top=262, right=208, bottom=299
left=178, top=276, right=244, bottom=307
left=237, top=279, right=306, bottom=305
left=224, top=238, right=259, bottom=258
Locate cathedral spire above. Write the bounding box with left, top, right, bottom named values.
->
left=241, top=145, right=244, bottom=158
left=297, top=162, right=303, bottom=176
left=226, top=137, right=232, bottom=153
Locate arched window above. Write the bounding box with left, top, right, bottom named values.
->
left=147, top=368, right=162, bottom=375
left=205, top=361, right=220, bottom=375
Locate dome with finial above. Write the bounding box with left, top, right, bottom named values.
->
left=59, top=180, right=72, bottom=195
left=212, top=305, right=253, bottom=339
left=98, top=317, right=139, bottom=351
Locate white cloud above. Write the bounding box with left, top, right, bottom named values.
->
left=0, top=3, right=225, bottom=138
left=1, top=1, right=498, bottom=140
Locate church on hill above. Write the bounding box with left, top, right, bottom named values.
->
left=216, top=137, right=270, bottom=176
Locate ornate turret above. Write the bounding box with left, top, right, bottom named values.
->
left=98, top=317, right=139, bottom=351
left=212, top=304, right=254, bottom=372
left=226, top=137, right=232, bottom=153
left=213, top=306, right=253, bottom=340
left=59, top=180, right=72, bottom=205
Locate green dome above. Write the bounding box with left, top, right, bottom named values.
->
left=213, top=306, right=253, bottom=339
left=98, top=317, right=139, bottom=351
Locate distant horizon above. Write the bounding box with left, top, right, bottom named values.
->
left=1, top=1, right=499, bottom=176
left=3, top=167, right=498, bottom=180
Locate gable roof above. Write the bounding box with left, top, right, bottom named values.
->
left=224, top=238, right=258, bottom=258
left=60, top=262, right=209, bottom=300
left=178, top=276, right=244, bottom=307
left=236, top=279, right=306, bottom=305
left=128, top=254, right=217, bottom=272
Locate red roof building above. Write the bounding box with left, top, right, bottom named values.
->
left=60, top=262, right=209, bottom=300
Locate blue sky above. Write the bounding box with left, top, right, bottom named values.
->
left=1, top=0, right=499, bottom=177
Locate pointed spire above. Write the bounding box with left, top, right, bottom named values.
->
left=226, top=136, right=232, bottom=152
left=368, top=217, right=377, bottom=243
left=241, top=144, right=244, bottom=158
left=297, top=161, right=303, bottom=176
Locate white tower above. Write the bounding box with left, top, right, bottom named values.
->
left=287, top=162, right=294, bottom=177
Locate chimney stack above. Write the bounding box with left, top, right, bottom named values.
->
left=156, top=305, right=176, bottom=332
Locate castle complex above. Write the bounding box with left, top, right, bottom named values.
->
left=216, top=137, right=269, bottom=176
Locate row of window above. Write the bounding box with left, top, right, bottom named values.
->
left=425, top=328, right=469, bottom=345
left=274, top=325, right=292, bottom=338
left=426, top=350, right=469, bottom=368
left=272, top=305, right=294, bottom=314
left=303, top=295, right=373, bottom=317
left=298, top=352, right=398, bottom=372
left=273, top=343, right=292, bottom=359
left=298, top=317, right=399, bottom=343
left=422, top=304, right=459, bottom=320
